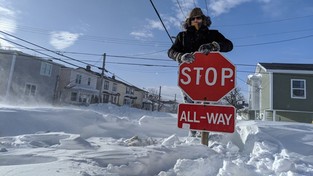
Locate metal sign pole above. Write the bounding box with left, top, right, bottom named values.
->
left=201, top=131, right=209, bottom=146
left=201, top=102, right=209, bottom=146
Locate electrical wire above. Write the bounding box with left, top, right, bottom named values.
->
left=176, top=0, right=186, bottom=18
left=0, top=36, right=80, bottom=68
left=204, top=0, right=209, bottom=15
left=192, top=0, right=197, bottom=7
left=149, top=0, right=174, bottom=44
left=1, top=28, right=310, bottom=88
left=0, top=30, right=105, bottom=70
left=232, top=28, right=313, bottom=40
left=106, top=61, right=177, bottom=67
left=236, top=34, right=313, bottom=47
left=216, top=14, right=313, bottom=27
left=0, top=45, right=305, bottom=71
left=0, top=30, right=142, bottom=87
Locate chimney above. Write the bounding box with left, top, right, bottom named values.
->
left=86, top=65, right=91, bottom=71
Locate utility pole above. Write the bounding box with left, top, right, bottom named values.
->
left=5, top=52, right=17, bottom=99
left=99, top=53, right=106, bottom=103
left=158, top=86, right=161, bottom=111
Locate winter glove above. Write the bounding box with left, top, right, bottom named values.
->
left=180, top=53, right=195, bottom=64
left=198, top=41, right=221, bottom=55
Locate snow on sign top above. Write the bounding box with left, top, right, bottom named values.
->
left=178, top=52, right=236, bottom=102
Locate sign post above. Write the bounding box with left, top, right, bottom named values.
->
left=177, top=52, right=236, bottom=146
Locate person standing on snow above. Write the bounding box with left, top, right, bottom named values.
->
left=168, top=7, right=233, bottom=137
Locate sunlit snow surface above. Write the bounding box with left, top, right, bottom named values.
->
left=0, top=104, right=313, bottom=176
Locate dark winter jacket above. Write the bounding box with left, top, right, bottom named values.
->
left=168, top=26, right=233, bottom=62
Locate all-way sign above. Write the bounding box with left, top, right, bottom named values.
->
left=177, top=103, right=235, bottom=133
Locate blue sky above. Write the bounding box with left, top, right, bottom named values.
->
left=0, top=0, right=313, bottom=101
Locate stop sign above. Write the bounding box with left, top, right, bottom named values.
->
left=178, top=52, right=236, bottom=102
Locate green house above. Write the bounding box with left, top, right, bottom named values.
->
left=247, top=63, right=313, bottom=123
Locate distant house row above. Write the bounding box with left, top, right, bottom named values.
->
left=0, top=49, right=154, bottom=110
left=247, top=62, right=313, bottom=123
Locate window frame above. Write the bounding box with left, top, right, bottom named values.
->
left=112, top=83, right=117, bottom=92
left=40, top=62, right=52, bottom=76
left=75, top=74, right=82, bottom=84
left=87, top=77, right=91, bottom=86
left=70, top=92, right=78, bottom=101
left=291, top=79, right=306, bottom=99
left=25, top=83, right=37, bottom=96
left=104, top=80, right=109, bottom=90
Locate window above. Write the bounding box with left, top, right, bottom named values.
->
left=75, top=74, right=82, bottom=84
left=25, top=84, right=36, bottom=96
left=126, top=87, right=134, bottom=95
left=71, top=92, right=78, bottom=101
left=291, top=79, right=306, bottom=99
left=40, top=62, right=52, bottom=76
left=104, top=81, right=109, bottom=90
left=123, top=98, right=133, bottom=106
left=112, top=83, right=117, bottom=92
left=103, top=94, right=109, bottom=103
left=87, top=78, right=91, bottom=86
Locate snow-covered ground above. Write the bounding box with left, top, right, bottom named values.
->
left=0, top=104, right=313, bottom=176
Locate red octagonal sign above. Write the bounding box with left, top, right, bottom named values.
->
left=178, top=52, right=236, bottom=102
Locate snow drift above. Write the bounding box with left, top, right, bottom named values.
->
left=0, top=104, right=313, bottom=175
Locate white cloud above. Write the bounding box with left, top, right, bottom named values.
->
left=208, top=0, right=251, bottom=16
left=0, top=5, right=17, bottom=49
left=130, top=0, right=196, bottom=40
left=147, top=19, right=164, bottom=31
left=130, top=30, right=153, bottom=40
left=49, top=31, right=81, bottom=50
left=173, top=0, right=197, bottom=19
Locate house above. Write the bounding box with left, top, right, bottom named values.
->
left=98, top=75, right=150, bottom=108
left=96, top=75, right=120, bottom=105
left=0, top=49, right=152, bottom=109
left=56, top=65, right=99, bottom=105
left=57, top=65, right=150, bottom=108
left=247, top=62, right=313, bottom=123
left=0, top=49, right=62, bottom=105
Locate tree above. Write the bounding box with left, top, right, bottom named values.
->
left=147, top=88, right=159, bottom=102
left=221, top=87, right=246, bottom=110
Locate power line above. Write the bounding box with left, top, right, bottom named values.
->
left=0, top=30, right=104, bottom=70
left=233, top=28, right=313, bottom=40
left=0, top=36, right=80, bottom=68
left=236, top=34, right=313, bottom=47
left=216, top=14, right=313, bottom=27
left=0, top=24, right=170, bottom=48
left=2, top=44, right=310, bottom=70
left=149, top=0, right=174, bottom=44
left=125, top=49, right=168, bottom=56
left=204, top=0, right=209, bottom=15
left=0, top=31, right=259, bottom=90
left=0, top=30, right=142, bottom=88
left=192, top=0, right=197, bottom=7
left=176, top=0, right=186, bottom=18
left=61, top=51, right=171, bottom=62
left=106, top=61, right=177, bottom=67
left=3, top=45, right=308, bottom=71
